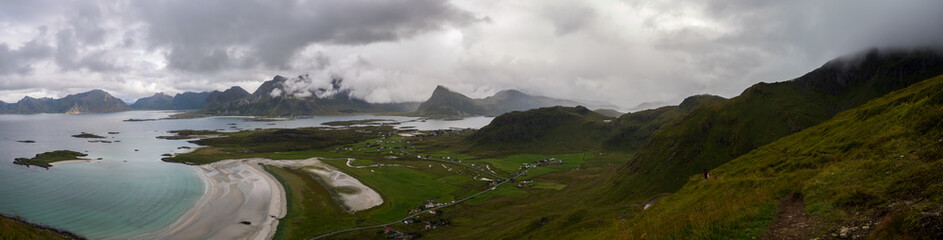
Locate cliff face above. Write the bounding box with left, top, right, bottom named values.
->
left=0, top=90, right=130, bottom=114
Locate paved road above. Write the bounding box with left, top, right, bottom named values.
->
left=309, top=173, right=520, bottom=240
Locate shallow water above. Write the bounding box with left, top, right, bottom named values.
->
left=0, top=111, right=491, bottom=239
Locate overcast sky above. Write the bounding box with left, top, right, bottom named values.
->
left=1, top=0, right=942, bottom=109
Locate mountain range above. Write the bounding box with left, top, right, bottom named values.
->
left=414, top=85, right=585, bottom=118
left=197, top=76, right=421, bottom=116
left=130, top=91, right=212, bottom=110
left=0, top=90, right=130, bottom=114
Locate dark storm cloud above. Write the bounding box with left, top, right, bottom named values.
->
left=134, top=0, right=476, bottom=72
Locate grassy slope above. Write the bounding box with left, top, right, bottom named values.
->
left=0, top=215, right=76, bottom=240
left=469, top=106, right=612, bottom=153
left=599, top=74, right=943, bottom=239
left=606, top=49, right=943, bottom=203
left=603, top=94, right=726, bottom=152
left=329, top=152, right=634, bottom=240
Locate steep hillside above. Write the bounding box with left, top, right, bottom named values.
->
left=468, top=106, right=611, bottom=152
left=199, top=86, right=251, bottom=115
left=130, top=93, right=173, bottom=110
left=0, top=97, right=55, bottom=113
left=603, top=74, right=943, bottom=239
left=415, top=85, right=487, bottom=118
left=169, top=91, right=211, bottom=110
left=57, top=90, right=131, bottom=114
left=607, top=49, right=943, bottom=201
left=0, top=90, right=130, bottom=114
left=131, top=91, right=211, bottom=110
left=603, top=94, right=726, bottom=152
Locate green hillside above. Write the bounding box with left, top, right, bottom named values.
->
left=593, top=108, right=623, bottom=118
left=468, top=106, right=611, bottom=153
left=603, top=94, right=725, bottom=152
left=606, top=49, right=943, bottom=202
left=1, top=215, right=79, bottom=240
left=601, top=74, right=943, bottom=239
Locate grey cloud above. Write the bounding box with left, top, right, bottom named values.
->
left=3, top=0, right=943, bottom=107
left=53, top=28, right=123, bottom=72
left=639, top=0, right=943, bottom=101
left=0, top=36, right=54, bottom=75
left=135, top=0, right=476, bottom=72
left=542, top=2, right=596, bottom=36
left=69, top=3, right=107, bottom=45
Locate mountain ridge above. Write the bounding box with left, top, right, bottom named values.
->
left=415, top=85, right=585, bottom=118
left=604, top=48, right=943, bottom=202
left=0, top=89, right=130, bottom=114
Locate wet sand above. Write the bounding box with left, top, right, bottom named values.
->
left=137, top=157, right=380, bottom=239
left=134, top=159, right=286, bottom=240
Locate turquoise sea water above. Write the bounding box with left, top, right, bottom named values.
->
left=0, top=111, right=491, bottom=239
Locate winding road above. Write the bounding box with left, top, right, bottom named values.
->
left=309, top=172, right=521, bottom=240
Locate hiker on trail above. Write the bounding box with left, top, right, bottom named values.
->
left=703, top=169, right=709, bottom=180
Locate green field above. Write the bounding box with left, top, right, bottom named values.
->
left=264, top=166, right=361, bottom=239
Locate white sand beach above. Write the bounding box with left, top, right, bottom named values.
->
left=265, top=158, right=383, bottom=212
left=134, top=159, right=286, bottom=240
left=136, top=157, right=380, bottom=239
left=48, top=159, right=94, bottom=166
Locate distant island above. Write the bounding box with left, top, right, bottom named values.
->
left=71, top=133, right=105, bottom=139
left=14, top=150, right=89, bottom=168
left=0, top=90, right=130, bottom=114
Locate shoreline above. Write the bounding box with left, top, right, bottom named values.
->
left=0, top=213, right=87, bottom=240
left=133, top=159, right=287, bottom=240
left=47, top=159, right=94, bottom=166
left=262, top=158, right=383, bottom=212
left=137, top=157, right=380, bottom=239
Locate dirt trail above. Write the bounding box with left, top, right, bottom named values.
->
left=765, top=193, right=818, bottom=240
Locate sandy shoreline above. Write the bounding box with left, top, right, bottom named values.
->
left=264, top=158, right=383, bottom=212
left=48, top=159, right=94, bottom=166
left=135, top=157, right=380, bottom=239
left=134, top=159, right=286, bottom=240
